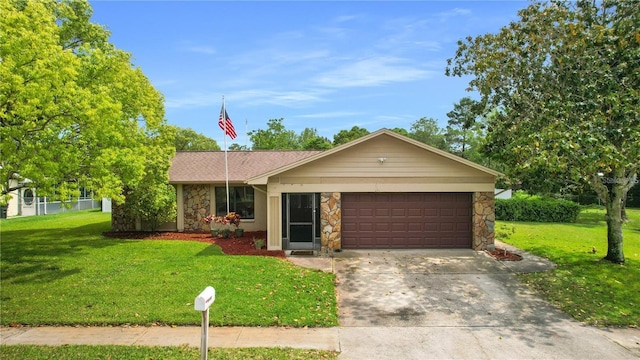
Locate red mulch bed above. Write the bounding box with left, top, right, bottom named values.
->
left=103, top=231, right=522, bottom=261
left=485, top=248, right=523, bottom=261
left=102, top=230, right=286, bottom=258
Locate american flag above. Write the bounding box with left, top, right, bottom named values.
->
left=218, top=106, right=237, bottom=139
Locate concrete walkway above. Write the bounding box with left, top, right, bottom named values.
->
left=2, top=247, right=639, bottom=359
left=1, top=326, right=339, bottom=350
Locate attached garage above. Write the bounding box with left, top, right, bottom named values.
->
left=231, top=129, right=498, bottom=251
left=342, top=192, right=472, bottom=249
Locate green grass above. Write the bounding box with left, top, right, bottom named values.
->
left=0, top=210, right=338, bottom=327
left=0, top=345, right=338, bottom=360
left=497, top=207, right=640, bottom=327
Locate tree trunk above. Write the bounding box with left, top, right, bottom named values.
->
left=604, top=193, right=625, bottom=264
left=603, top=171, right=628, bottom=264
left=592, top=171, right=633, bottom=264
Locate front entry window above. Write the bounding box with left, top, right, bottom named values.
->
left=215, top=186, right=254, bottom=219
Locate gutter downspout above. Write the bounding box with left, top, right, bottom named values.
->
left=251, top=185, right=267, bottom=195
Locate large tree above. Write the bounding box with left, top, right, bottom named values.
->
left=249, top=118, right=299, bottom=150
left=333, top=126, right=370, bottom=146
left=447, top=0, right=639, bottom=263
left=0, top=0, right=173, bottom=205
left=408, top=117, right=449, bottom=151
left=172, top=126, right=220, bottom=151
left=299, top=128, right=332, bottom=150
left=445, top=97, right=481, bottom=159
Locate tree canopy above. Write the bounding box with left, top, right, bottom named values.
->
left=172, top=126, right=220, bottom=151
left=0, top=0, right=174, bottom=205
left=445, top=97, right=481, bottom=158
left=408, top=118, right=449, bottom=151
left=249, top=119, right=332, bottom=150
left=447, top=0, right=640, bottom=263
left=332, top=126, right=370, bottom=146
left=249, top=119, right=299, bottom=150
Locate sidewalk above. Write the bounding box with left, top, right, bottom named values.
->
left=1, top=326, right=340, bottom=350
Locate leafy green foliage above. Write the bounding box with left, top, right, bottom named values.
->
left=332, top=126, right=370, bottom=146
left=0, top=211, right=338, bottom=327
left=445, top=97, right=486, bottom=161
left=229, top=143, right=250, bottom=150
left=0, top=345, right=339, bottom=360
left=249, top=119, right=300, bottom=150
left=248, top=119, right=331, bottom=150
left=447, top=0, right=640, bottom=263
left=299, top=128, right=332, bottom=150
left=0, top=0, right=173, bottom=205
left=407, top=117, right=449, bottom=151
left=495, top=197, right=581, bottom=223
left=124, top=183, right=177, bottom=231
left=172, top=126, right=220, bottom=151
left=499, top=208, right=640, bottom=326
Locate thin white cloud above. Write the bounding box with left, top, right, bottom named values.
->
left=298, top=111, right=364, bottom=119
left=313, top=57, right=433, bottom=88
left=185, top=45, right=216, bottom=55
left=411, top=40, right=442, bottom=52
left=333, top=14, right=360, bottom=23
left=437, top=8, right=472, bottom=20
left=227, top=89, right=330, bottom=108
left=151, top=78, right=178, bottom=87
left=165, top=92, right=215, bottom=109
left=165, top=88, right=329, bottom=110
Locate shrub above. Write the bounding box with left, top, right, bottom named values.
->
left=496, top=197, right=581, bottom=223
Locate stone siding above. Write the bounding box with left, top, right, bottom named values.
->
left=183, top=184, right=210, bottom=231
left=110, top=202, right=135, bottom=231
left=320, top=192, right=341, bottom=251
left=472, top=191, right=495, bottom=250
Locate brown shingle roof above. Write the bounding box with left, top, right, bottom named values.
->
left=169, top=151, right=321, bottom=183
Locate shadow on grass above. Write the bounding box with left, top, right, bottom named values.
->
left=1, top=222, right=124, bottom=284
left=195, top=244, right=224, bottom=257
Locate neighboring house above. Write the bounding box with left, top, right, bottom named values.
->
left=113, top=129, right=500, bottom=252
left=2, top=178, right=101, bottom=218
left=494, top=189, right=513, bottom=200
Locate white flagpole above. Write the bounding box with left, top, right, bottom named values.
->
left=223, top=96, right=230, bottom=214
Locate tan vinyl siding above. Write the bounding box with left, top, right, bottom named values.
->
left=276, top=136, right=491, bottom=179
left=267, top=195, right=282, bottom=249
left=265, top=135, right=495, bottom=193
left=268, top=182, right=495, bottom=194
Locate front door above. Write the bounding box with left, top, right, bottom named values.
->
left=285, top=193, right=318, bottom=250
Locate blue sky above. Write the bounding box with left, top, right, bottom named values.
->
left=89, top=1, right=528, bottom=147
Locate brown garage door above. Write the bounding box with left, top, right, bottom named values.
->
left=342, top=193, right=472, bottom=249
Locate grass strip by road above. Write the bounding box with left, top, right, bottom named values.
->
left=498, top=207, right=640, bottom=327
left=0, top=210, right=337, bottom=327
left=0, top=344, right=338, bottom=360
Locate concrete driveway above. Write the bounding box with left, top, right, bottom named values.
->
left=333, top=249, right=638, bottom=359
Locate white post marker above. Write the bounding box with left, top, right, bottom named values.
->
left=194, top=286, right=215, bottom=360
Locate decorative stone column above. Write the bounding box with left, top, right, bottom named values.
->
left=183, top=184, right=211, bottom=231
left=320, top=192, right=341, bottom=252
left=111, top=202, right=135, bottom=231
left=472, top=192, right=495, bottom=250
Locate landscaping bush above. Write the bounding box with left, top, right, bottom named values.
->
left=496, top=197, right=581, bottom=222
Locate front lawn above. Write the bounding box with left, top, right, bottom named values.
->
left=0, top=210, right=338, bottom=327
left=498, top=207, right=640, bottom=327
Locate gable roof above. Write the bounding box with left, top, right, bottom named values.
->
left=169, top=150, right=321, bottom=183
left=246, top=129, right=501, bottom=184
